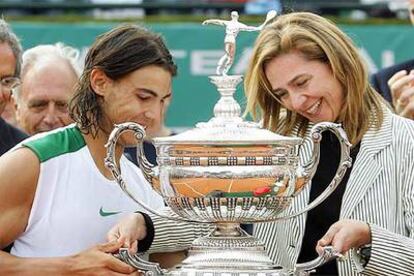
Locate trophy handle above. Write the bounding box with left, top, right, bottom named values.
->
left=114, top=248, right=166, bottom=275
left=293, top=246, right=342, bottom=276
left=277, top=122, right=352, bottom=220
left=105, top=122, right=208, bottom=223
left=105, top=122, right=156, bottom=184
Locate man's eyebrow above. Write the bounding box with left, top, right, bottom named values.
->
left=137, top=88, right=172, bottom=99
left=136, top=88, right=158, bottom=97
left=28, top=99, right=48, bottom=106
left=162, top=93, right=172, bottom=100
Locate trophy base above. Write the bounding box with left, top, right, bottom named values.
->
left=180, top=223, right=276, bottom=269
left=167, top=223, right=291, bottom=276
left=169, top=268, right=289, bottom=276
left=116, top=223, right=338, bottom=276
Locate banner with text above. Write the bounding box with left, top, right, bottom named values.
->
left=11, top=23, right=414, bottom=127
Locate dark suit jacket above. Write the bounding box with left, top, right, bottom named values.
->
left=0, top=117, right=28, bottom=156
left=371, top=59, right=414, bottom=104
left=124, top=141, right=158, bottom=166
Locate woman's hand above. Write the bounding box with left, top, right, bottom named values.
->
left=107, top=213, right=147, bottom=254
left=316, top=219, right=371, bottom=255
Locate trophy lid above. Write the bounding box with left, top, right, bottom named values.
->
left=154, top=75, right=301, bottom=146
left=154, top=121, right=301, bottom=146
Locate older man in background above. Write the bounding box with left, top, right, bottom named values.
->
left=13, top=43, right=81, bottom=135
left=0, top=19, right=28, bottom=156
left=371, top=0, right=414, bottom=118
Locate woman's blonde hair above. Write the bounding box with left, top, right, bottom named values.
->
left=244, top=12, right=386, bottom=144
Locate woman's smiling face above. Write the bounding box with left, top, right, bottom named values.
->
left=264, top=51, right=345, bottom=123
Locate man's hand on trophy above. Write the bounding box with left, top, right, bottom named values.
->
left=107, top=213, right=147, bottom=254
left=388, top=69, right=414, bottom=119
left=315, top=219, right=371, bottom=256
left=68, top=239, right=139, bottom=275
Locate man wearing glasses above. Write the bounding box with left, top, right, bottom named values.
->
left=0, top=19, right=27, bottom=156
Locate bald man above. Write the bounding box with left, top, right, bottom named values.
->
left=13, top=43, right=81, bottom=135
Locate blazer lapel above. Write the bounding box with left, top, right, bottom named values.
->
left=281, top=108, right=392, bottom=260
left=341, top=109, right=393, bottom=218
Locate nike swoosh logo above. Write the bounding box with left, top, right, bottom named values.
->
left=99, top=207, right=122, bottom=217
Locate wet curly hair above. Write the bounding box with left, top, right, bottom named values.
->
left=69, top=24, right=177, bottom=136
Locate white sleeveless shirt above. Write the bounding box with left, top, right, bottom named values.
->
left=11, top=125, right=164, bottom=257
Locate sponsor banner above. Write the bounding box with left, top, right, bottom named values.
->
left=11, top=23, right=414, bottom=127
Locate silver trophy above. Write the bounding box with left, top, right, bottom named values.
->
left=105, top=11, right=352, bottom=276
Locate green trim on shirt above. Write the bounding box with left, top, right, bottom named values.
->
left=23, top=126, right=86, bottom=162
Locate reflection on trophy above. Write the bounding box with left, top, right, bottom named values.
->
left=105, top=11, right=352, bottom=276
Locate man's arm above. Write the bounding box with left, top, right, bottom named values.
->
left=0, top=148, right=137, bottom=275
left=0, top=251, right=68, bottom=275
left=0, top=240, right=136, bottom=276
left=0, top=148, right=69, bottom=274
left=0, top=147, right=39, bottom=249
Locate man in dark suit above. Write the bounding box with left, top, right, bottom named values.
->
left=371, top=59, right=414, bottom=103
left=371, top=0, right=414, bottom=119
left=0, top=19, right=28, bottom=156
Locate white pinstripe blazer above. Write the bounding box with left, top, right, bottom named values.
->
left=151, top=107, right=414, bottom=275
left=255, top=107, right=414, bottom=275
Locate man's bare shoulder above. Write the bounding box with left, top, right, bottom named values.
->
left=0, top=146, right=39, bottom=168
left=0, top=147, right=40, bottom=204
left=0, top=147, right=40, bottom=248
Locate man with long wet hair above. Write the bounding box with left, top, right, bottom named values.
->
left=0, top=24, right=176, bottom=275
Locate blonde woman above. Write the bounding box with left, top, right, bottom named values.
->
left=244, top=12, right=414, bottom=276
left=107, top=12, right=414, bottom=276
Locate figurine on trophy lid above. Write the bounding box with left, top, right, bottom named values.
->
left=105, top=10, right=353, bottom=276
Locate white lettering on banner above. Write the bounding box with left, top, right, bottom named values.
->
left=190, top=48, right=253, bottom=75
left=359, top=48, right=397, bottom=74
left=382, top=50, right=394, bottom=68
left=171, top=50, right=187, bottom=59
left=191, top=50, right=223, bottom=75
left=359, top=47, right=378, bottom=74
left=154, top=48, right=397, bottom=76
